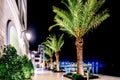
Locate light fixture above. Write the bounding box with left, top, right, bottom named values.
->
left=26, top=32, right=31, bottom=40
left=21, top=30, right=32, bottom=41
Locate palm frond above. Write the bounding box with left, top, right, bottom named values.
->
left=42, top=34, right=64, bottom=53
left=42, top=38, right=55, bottom=52
left=53, top=6, right=73, bottom=24
left=57, top=34, right=64, bottom=51
left=49, top=24, right=59, bottom=31
left=50, top=0, right=110, bottom=38
left=43, top=46, right=54, bottom=57
left=89, top=9, right=110, bottom=29
left=93, top=0, right=106, bottom=13
left=54, top=15, right=76, bottom=37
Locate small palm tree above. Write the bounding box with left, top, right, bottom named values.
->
left=44, top=55, right=50, bottom=69
left=42, top=34, right=64, bottom=71
left=49, top=0, right=110, bottom=75
left=43, top=46, right=54, bottom=69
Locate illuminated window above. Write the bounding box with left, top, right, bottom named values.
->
left=6, top=21, right=19, bottom=54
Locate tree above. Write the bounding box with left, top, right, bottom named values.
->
left=42, top=34, right=64, bottom=71
left=49, top=0, right=110, bottom=75
left=43, top=46, right=54, bottom=69
left=44, top=55, right=50, bottom=69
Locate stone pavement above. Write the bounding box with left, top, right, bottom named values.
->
left=32, top=68, right=120, bottom=80
left=32, top=68, right=71, bottom=80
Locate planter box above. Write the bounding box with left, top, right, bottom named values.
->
left=64, top=74, right=99, bottom=80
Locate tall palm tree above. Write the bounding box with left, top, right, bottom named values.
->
left=42, top=34, right=64, bottom=71
left=49, top=0, right=110, bottom=75
left=43, top=46, right=54, bottom=69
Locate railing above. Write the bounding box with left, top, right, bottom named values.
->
left=60, top=61, right=99, bottom=74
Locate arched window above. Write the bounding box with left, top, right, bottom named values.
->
left=6, top=20, right=19, bottom=53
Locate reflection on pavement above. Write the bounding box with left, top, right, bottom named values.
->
left=32, top=69, right=71, bottom=80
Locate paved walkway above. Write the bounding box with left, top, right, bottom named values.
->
left=32, top=69, right=120, bottom=80
left=32, top=69, right=71, bottom=80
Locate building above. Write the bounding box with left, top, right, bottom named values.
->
left=30, top=44, right=45, bottom=68
left=30, top=50, right=38, bottom=68
left=38, top=44, right=45, bottom=68
left=0, top=0, right=29, bottom=57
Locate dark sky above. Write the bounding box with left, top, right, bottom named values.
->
left=27, top=0, right=119, bottom=63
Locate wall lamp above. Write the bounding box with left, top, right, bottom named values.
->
left=21, top=30, right=31, bottom=41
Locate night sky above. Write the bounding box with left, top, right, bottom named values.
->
left=27, top=0, right=120, bottom=64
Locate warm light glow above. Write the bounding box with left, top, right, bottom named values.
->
left=10, top=26, right=19, bottom=52
left=26, top=32, right=31, bottom=40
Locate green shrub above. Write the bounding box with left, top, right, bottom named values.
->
left=0, top=57, right=7, bottom=80
left=67, top=73, right=73, bottom=75
left=72, top=73, right=84, bottom=79
left=0, top=45, right=34, bottom=80
left=19, top=55, right=34, bottom=79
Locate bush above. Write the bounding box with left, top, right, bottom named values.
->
left=0, top=57, right=7, bottom=80
left=72, top=73, right=85, bottom=80
left=19, top=55, right=34, bottom=79
left=0, top=45, right=34, bottom=80
left=67, top=73, right=73, bottom=75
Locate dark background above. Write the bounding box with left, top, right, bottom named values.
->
left=27, top=0, right=120, bottom=76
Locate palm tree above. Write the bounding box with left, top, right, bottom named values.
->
left=49, top=0, right=110, bottom=75
left=43, top=46, right=54, bottom=69
left=42, top=34, right=64, bottom=71
left=44, top=54, right=50, bottom=69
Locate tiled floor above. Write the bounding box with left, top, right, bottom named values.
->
left=32, top=69, right=71, bottom=80
left=31, top=69, right=120, bottom=80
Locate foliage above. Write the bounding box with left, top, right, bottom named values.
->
left=42, top=34, right=64, bottom=71
left=67, top=73, right=73, bottom=76
left=65, top=73, right=85, bottom=80
left=49, top=0, right=110, bottom=75
left=43, top=46, right=54, bottom=58
left=72, top=73, right=84, bottom=79
left=44, top=54, right=50, bottom=61
left=0, top=57, right=7, bottom=79
left=19, top=55, right=34, bottom=79
left=49, top=0, right=110, bottom=38
left=42, top=34, right=64, bottom=53
left=65, top=72, right=99, bottom=80
left=0, top=45, right=34, bottom=80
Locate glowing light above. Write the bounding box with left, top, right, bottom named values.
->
left=26, top=32, right=31, bottom=40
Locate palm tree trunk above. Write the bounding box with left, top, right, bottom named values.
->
left=46, top=61, right=49, bottom=68
left=50, top=56, right=53, bottom=69
left=45, top=61, right=48, bottom=68
left=55, top=52, right=59, bottom=71
left=75, top=37, right=84, bottom=75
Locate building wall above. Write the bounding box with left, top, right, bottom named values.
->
left=0, top=0, right=6, bottom=56
left=0, top=0, right=29, bottom=57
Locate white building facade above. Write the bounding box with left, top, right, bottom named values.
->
left=0, top=0, right=29, bottom=57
